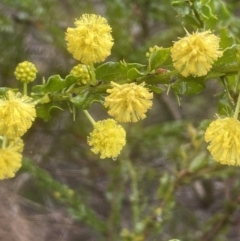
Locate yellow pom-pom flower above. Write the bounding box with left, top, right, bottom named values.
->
left=65, top=14, right=113, bottom=64
left=14, top=61, right=38, bottom=83
left=88, top=119, right=126, bottom=159
left=70, top=64, right=90, bottom=85
left=205, top=117, right=240, bottom=165
left=0, top=138, right=23, bottom=180
left=0, top=91, right=36, bottom=139
left=104, top=82, right=153, bottom=123
left=171, top=30, right=223, bottom=77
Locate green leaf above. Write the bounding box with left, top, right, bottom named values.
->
left=204, top=71, right=225, bottom=79
left=140, top=72, right=172, bottom=85
left=219, top=28, right=235, bottom=50
left=43, top=74, right=77, bottom=92
left=148, top=48, right=171, bottom=71
left=157, top=173, right=171, bottom=197
left=36, top=103, right=64, bottom=121
left=31, top=85, right=44, bottom=96
left=70, top=91, right=104, bottom=109
left=42, top=75, right=65, bottom=92
left=82, top=93, right=105, bottom=109
left=96, top=62, right=145, bottom=82
left=218, top=96, right=234, bottom=116
left=213, top=44, right=240, bottom=75
left=188, top=152, right=208, bottom=172
left=171, top=0, right=191, bottom=15
left=65, top=74, right=82, bottom=85
left=127, top=68, right=145, bottom=80
left=70, top=91, right=90, bottom=109
left=32, top=74, right=79, bottom=96
left=147, top=85, right=164, bottom=94
left=195, top=0, right=218, bottom=29
left=172, top=76, right=206, bottom=95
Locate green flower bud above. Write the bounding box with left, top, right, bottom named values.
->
left=14, top=61, right=38, bottom=83
left=70, top=64, right=90, bottom=85
left=146, top=45, right=162, bottom=59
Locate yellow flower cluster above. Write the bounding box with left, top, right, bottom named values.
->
left=104, top=82, right=153, bottom=123
left=0, top=90, right=36, bottom=139
left=0, top=90, right=36, bottom=179
left=171, top=30, right=222, bottom=77
left=14, top=61, right=38, bottom=83
left=205, top=117, right=240, bottom=165
left=88, top=119, right=126, bottom=159
left=70, top=64, right=90, bottom=85
left=65, top=14, right=113, bottom=64
left=0, top=138, right=24, bottom=180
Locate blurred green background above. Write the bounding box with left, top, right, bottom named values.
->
left=1, top=0, right=240, bottom=241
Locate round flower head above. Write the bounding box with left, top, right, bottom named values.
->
left=205, top=117, right=240, bottom=165
left=0, top=138, right=24, bottom=179
left=171, top=30, right=223, bottom=77
left=104, top=82, right=153, bottom=123
left=65, top=14, right=113, bottom=64
left=88, top=119, right=126, bottom=159
left=70, top=64, right=90, bottom=85
left=14, top=61, right=38, bottom=83
left=0, top=91, right=36, bottom=139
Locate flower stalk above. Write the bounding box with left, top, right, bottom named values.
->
left=83, top=110, right=96, bottom=126
left=23, top=82, right=28, bottom=96
left=89, top=63, right=97, bottom=86
left=234, top=92, right=240, bottom=119
left=1, top=136, right=6, bottom=149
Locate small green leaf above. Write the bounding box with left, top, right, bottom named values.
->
left=147, top=85, right=164, bottom=94
left=204, top=71, right=225, bottom=79
left=219, top=28, right=235, bottom=50
left=96, top=62, right=145, bottom=82
left=70, top=91, right=90, bottom=109
left=196, top=0, right=218, bottom=29
left=70, top=91, right=104, bottom=110
left=140, top=72, right=171, bottom=85
left=213, top=44, right=240, bottom=75
left=42, top=74, right=77, bottom=92
left=189, top=152, right=208, bottom=172
left=31, top=85, right=44, bottom=96
left=157, top=173, right=171, bottom=197
left=127, top=68, right=145, bottom=80
left=218, top=96, right=234, bottom=116
left=171, top=0, right=191, bottom=15
left=65, top=74, right=82, bottom=85
left=32, top=75, right=78, bottom=96
left=172, top=76, right=206, bottom=95
left=36, top=103, right=63, bottom=121
left=148, top=48, right=171, bottom=71
left=82, top=93, right=105, bottom=109
left=42, top=75, right=65, bottom=92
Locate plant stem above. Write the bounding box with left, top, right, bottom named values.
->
left=23, top=83, right=28, bottom=95
left=83, top=110, right=96, bottom=126
left=72, top=105, right=76, bottom=122
left=233, top=92, right=240, bottom=119
left=2, top=136, right=7, bottom=149
left=89, top=63, right=97, bottom=85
